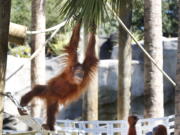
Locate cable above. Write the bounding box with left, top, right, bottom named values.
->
left=26, top=21, right=66, bottom=35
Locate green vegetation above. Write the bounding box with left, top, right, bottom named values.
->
left=10, top=0, right=66, bottom=57
left=11, top=0, right=31, bottom=27
left=48, top=32, right=70, bottom=56
left=9, top=0, right=178, bottom=57
left=8, top=45, right=31, bottom=58
left=132, top=0, right=178, bottom=38
left=11, top=0, right=62, bottom=27
left=59, top=0, right=108, bottom=27
left=162, top=0, right=178, bottom=37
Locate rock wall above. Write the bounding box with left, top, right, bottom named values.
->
left=107, top=37, right=177, bottom=117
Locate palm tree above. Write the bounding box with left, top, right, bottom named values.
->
left=0, top=0, right=11, bottom=130
left=175, top=0, right=180, bottom=134
left=30, top=0, right=46, bottom=118
left=144, top=0, right=164, bottom=118
left=117, top=0, right=132, bottom=120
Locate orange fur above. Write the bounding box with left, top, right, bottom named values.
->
left=19, top=22, right=98, bottom=130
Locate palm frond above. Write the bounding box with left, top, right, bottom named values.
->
left=109, top=0, right=120, bottom=13
left=58, top=0, right=109, bottom=29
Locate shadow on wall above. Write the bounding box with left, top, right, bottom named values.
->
left=99, top=33, right=118, bottom=59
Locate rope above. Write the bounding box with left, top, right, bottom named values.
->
left=6, top=20, right=67, bottom=81
left=106, top=3, right=176, bottom=87
left=26, top=21, right=66, bottom=35
left=0, top=92, right=28, bottom=113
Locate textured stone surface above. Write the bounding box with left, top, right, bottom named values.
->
left=112, top=38, right=177, bottom=102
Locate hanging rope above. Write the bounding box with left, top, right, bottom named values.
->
left=26, top=21, right=66, bottom=35
left=0, top=92, right=28, bottom=114
left=106, top=3, right=176, bottom=87
left=6, top=20, right=67, bottom=81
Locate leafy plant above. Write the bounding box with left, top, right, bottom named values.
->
left=131, top=0, right=178, bottom=38
left=49, top=32, right=70, bottom=55
left=9, top=45, right=31, bottom=58
left=162, top=0, right=178, bottom=37
left=58, top=0, right=109, bottom=29
left=11, top=0, right=31, bottom=27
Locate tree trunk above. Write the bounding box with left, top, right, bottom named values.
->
left=174, top=0, right=180, bottom=134
left=82, top=26, right=98, bottom=121
left=0, top=0, right=11, bottom=131
left=144, top=0, right=164, bottom=118
left=117, top=0, right=132, bottom=120
left=30, top=0, right=46, bottom=118
left=83, top=76, right=98, bottom=121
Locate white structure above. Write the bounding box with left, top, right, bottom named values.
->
left=3, top=115, right=175, bottom=135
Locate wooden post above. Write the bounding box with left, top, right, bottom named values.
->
left=30, top=0, right=46, bottom=118
left=175, top=1, right=180, bottom=134
left=117, top=0, right=132, bottom=120
left=144, top=0, right=164, bottom=118
left=0, top=0, right=11, bottom=133
left=9, top=22, right=27, bottom=45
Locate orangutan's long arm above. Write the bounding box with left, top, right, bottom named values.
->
left=64, top=22, right=81, bottom=68
left=81, top=31, right=98, bottom=88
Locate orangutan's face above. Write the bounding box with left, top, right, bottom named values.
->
left=73, top=65, right=84, bottom=84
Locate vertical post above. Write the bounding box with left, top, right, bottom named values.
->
left=175, top=0, right=180, bottom=134
left=82, top=26, right=98, bottom=121
left=144, top=0, right=164, bottom=118
left=0, top=0, right=11, bottom=132
left=31, top=0, right=46, bottom=117
left=117, top=0, right=132, bottom=120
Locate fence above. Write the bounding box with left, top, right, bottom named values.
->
left=3, top=115, right=175, bottom=135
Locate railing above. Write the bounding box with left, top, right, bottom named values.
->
left=3, top=115, right=175, bottom=135
left=136, top=115, right=174, bottom=135
left=56, top=120, right=128, bottom=135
